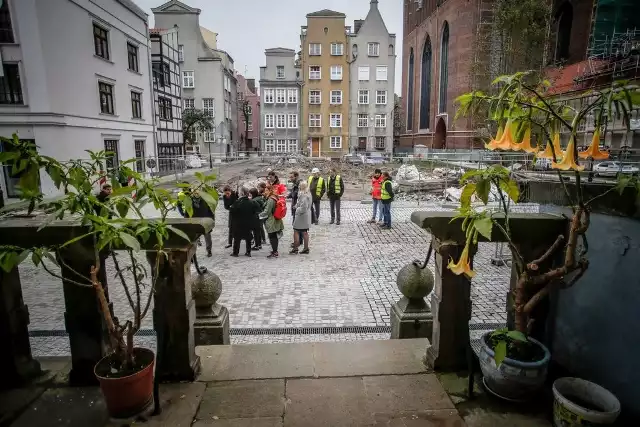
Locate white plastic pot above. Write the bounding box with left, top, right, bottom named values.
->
left=553, top=377, right=621, bottom=426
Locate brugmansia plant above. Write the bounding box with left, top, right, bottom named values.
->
left=452, top=72, right=640, bottom=365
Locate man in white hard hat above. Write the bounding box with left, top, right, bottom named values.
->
left=307, top=167, right=325, bottom=225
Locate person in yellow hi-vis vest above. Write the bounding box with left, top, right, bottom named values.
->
left=327, top=168, right=345, bottom=225
left=379, top=171, right=394, bottom=229
left=307, top=167, right=325, bottom=225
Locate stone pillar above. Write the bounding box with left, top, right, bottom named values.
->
left=425, top=239, right=475, bottom=371
left=0, top=266, right=41, bottom=388
left=149, top=244, right=200, bottom=382
left=190, top=267, right=230, bottom=345
left=391, top=262, right=434, bottom=339
left=59, top=247, right=109, bottom=386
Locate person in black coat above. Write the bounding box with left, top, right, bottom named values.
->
left=177, top=188, right=215, bottom=256
left=229, top=187, right=260, bottom=257
left=222, top=185, right=238, bottom=249
left=249, top=187, right=266, bottom=250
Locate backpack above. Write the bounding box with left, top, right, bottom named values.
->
left=272, top=195, right=287, bottom=220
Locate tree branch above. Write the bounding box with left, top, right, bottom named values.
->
left=111, top=252, right=136, bottom=312
left=527, top=235, right=565, bottom=271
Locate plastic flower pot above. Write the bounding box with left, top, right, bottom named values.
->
left=553, top=377, right=620, bottom=426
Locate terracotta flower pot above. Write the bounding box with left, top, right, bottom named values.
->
left=94, top=347, right=155, bottom=419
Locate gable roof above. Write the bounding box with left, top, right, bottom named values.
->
left=306, top=9, right=346, bottom=18
left=354, top=1, right=389, bottom=37
left=152, top=0, right=200, bottom=14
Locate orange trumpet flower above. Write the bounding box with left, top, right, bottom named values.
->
left=538, top=132, right=563, bottom=160
left=486, top=119, right=516, bottom=151
left=578, top=128, right=609, bottom=160
left=447, top=238, right=476, bottom=279
left=512, top=127, right=537, bottom=153
left=552, top=136, right=585, bottom=171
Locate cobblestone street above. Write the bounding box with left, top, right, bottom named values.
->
left=22, top=201, right=534, bottom=355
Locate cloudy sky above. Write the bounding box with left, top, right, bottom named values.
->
left=134, top=0, right=403, bottom=92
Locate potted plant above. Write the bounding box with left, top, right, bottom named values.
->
left=0, top=135, right=218, bottom=418
left=449, top=72, right=640, bottom=402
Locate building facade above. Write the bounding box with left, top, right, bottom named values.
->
left=150, top=27, right=183, bottom=174
left=300, top=9, right=350, bottom=158
left=152, top=0, right=237, bottom=158
left=0, top=0, right=155, bottom=202
left=348, top=0, right=396, bottom=155
left=235, top=73, right=260, bottom=152
left=259, top=48, right=301, bottom=153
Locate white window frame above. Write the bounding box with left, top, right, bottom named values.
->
left=309, top=113, right=321, bottom=128
left=202, top=98, right=215, bottom=117
left=330, top=113, right=342, bottom=128
left=265, top=139, right=275, bottom=152
left=358, top=90, right=369, bottom=105
left=182, top=70, right=195, bottom=88
left=309, top=43, right=322, bottom=56
left=330, top=90, right=342, bottom=105
left=178, top=45, right=184, bottom=62
left=368, top=42, right=380, bottom=57
left=309, top=90, right=321, bottom=104
left=376, top=90, right=387, bottom=105
left=375, top=114, right=387, bottom=128
left=204, top=131, right=215, bottom=142
left=276, top=113, right=286, bottom=129
left=287, top=113, right=298, bottom=129
left=264, top=113, right=275, bottom=128
left=357, top=114, right=369, bottom=128
left=330, top=136, right=342, bottom=149
left=183, top=98, right=195, bottom=110
left=276, top=65, right=285, bottom=79
left=287, top=139, right=299, bottom=152
left=309, top=66, right=321, bottom=80
left=276, top=139, right=287, bottom=152
left=275, top=89, right=286, bottom=104
left=264, top=89, right=274, bottom=103
left=358, top=66, right=370, bottom=81
left=330, top=43, right=344, bottom=56
left=376, top=65, right=388, bottom=81
left=287, top=89, right=298, bottom=104
left=330, top=65, right=343, bottom=80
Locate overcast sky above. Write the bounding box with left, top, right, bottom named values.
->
left=134, top=0, right=403, bottom=92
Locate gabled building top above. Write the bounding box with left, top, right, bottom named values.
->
left=306, top=9, right=346, bottom=18
left=152, top=0, right=201, bottom=15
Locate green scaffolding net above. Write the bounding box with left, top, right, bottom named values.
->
left=589, top=0, right=640, bottom=57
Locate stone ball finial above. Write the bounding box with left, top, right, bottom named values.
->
left=396, top=263, right=434, bottom=300
left=190, top=268, right=222, bottom=309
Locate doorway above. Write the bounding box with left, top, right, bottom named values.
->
left=434, top=117, right=447, bottom=149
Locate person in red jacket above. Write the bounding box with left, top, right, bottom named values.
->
left=267, top=171, right=287, bottom=196
left=367, top=168, right=383, bottom=224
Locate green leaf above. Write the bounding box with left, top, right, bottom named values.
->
left=42, top=251, right=59, bottom=267
left=119, top=232, right=141, bottom=251
left=460, top=184, right=476, bottom=208
left=475, top=179, right=490, bottom=205
left=31, top=250, right=42, bottom=266
left=116, top=200, right=129, bottom=218
left=473, top=217, right=493, bottom=240
left=16, top=249, right=30, bottom=265
left=198, top=190, right=218, bottom=211
left=182, top=195, right=193, bottom=217
left=494, top=340, right=507, bottom=367
left=615, top=175, right=632, bottom=195
left=499, top=179, right=520, bottom=203
left=166, top=225, right=191, bottom=243
left=506, top=330, right=528, bottom=342
left=60, top=231, right=97, bottom=248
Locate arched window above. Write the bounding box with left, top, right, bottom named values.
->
left=555, top=3, right=573, bottom=62
left=439, top=22, right=449, bottom=114
left=419, top=36, right=432, bottom=130
left=407, top=48, right=415, bottom=131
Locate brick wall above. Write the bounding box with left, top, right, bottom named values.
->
left=551, top=0, right=594, bottom=65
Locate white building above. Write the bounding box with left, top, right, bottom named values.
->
left=0, top=0, right=155, bottom=202
left=348, top=0, right=396, bottom=154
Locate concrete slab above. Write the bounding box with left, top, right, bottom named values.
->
left=193, top=418, right=282, bottom=427
left=372, top=410, right=466, bottom=426
left=284, top=377, right=373, bottom=427
left=363, top=374, right=456, bottom=412
left=313, top=339, right=429, bottom=377
left=197, top=380, right=284, bottom=420
left=198, top=343, right=314, bottom=381
left=0, top=387, right=46, bottom=426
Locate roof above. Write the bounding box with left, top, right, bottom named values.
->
left=116, top=0, right=148, bottom=20
left=544, top=60, right=603, bottom=96
left=152, top=0, right=200, bottom=14
left=306, top=9, right=346, bottom=18
left=149, top=28, right=165, bottom=35
left=265, top=47, right=296, bottom=54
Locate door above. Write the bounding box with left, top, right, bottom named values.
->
left=312, top=138, right=320, bottom=157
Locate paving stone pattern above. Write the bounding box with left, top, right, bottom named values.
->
left=21, top=201, right=535, bottom=355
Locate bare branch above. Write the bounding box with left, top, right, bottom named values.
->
left=111, top=252, right=136, bottom=312
left=527, top=235, right=565, bottom=271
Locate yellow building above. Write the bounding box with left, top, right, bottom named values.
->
left=300, top=9, right=350, bottom=158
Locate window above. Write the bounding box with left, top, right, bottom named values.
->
left=358, top=66, right=370, bottom=81
left=159, top=97, right=172, bottom=120
left=204, top=131, right=215, bottom=142
left=238, top=91, right=244, bottom=101
left=264, top=114, right=275, bottom=128
left=0, top=0, right=15, bottom=43
left=358, top=90, right=369, bottom=105
left=375, top=137, right=386, bottom=150
left=357, top=114, right=369, bottom=127
left=134, top=140, right=146, bottom=172
left=420, top=37, right=433, bottom=130
left=309, top=43, right=321, bottom=56
left=439, top=21, right=449, bottom=113
left=375, top=114, right=387, bottom=128
left=309, top=90, right=321, bottom=104
left=287, top=140, right=299, bottom=152
left=376, top=66, right=388, bottom=81
left=407, top=48, right=415, bottom=130
left=276, top=66, right=285, bottom=79
left=202, top=98, right=215, bottom=117
left=131, top=91, right=142, bottom=119
left=276, top=139, right=287, bottom=152
left=330, top=136, right=342, bottom=149
left=247, top=121, right=253, bottom=131
left=330, top=90, right=342, bottom=104
left=287, top=113, right=298, bottom=128
left=126, top=42, right=139, bottom=72
left=330, top=113, right=342, bottom=128
left=246, top=105, right=253, bottom=115
left=0, top=64, right=23, bottom=105
left=182, top=71, right=195, bottom=88
left=331, top=43, right=344, bottom=56
left=330, top=65, right=343, bottom=80
left=275, top=89, right=286, bottom=103
left=309, top=66, right=321, bottom=80
left=265, top=140, right=275, bottom=152
left=178, top=45, right=184, bottom=62
left=98, top=82, right=114, bottom=114
left=368, top=42, right=380, bottom=57
left=104, top=140, right=119, bottom=170
left=376, top=90, right=387, bottom=105
left=1, top=140, right=36, bottom=198
left=309, top=114, right=321, bottom=127
left=93, top=24, right=109, bottom=60
left=287, top=89, right=298, bottom=103
left=276, top=113, right=286, bottom=128
left=264, top=89, right=274, bottom=103
left=162, top=64, right=170, bottom=87
left=555, top=3, right=573, bottom=62
left=183, top=98, right=195, bottom=110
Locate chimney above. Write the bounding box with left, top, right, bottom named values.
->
left=247, top=79, right=256, bottom=94
left=354, top=19, right=364, bottom=34
left=371, top=0, right=379, bottom=9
